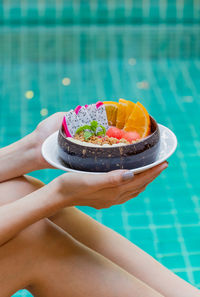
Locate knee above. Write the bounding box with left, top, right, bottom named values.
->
left=18, top=175, right=44, bottom=193
left=17, top=219, right=76, bottom=256
left=11, top=219, right=50, bottom=250
left=10, top=219, right=63, bottom=271
left=0, top=175, right=45, bottom=205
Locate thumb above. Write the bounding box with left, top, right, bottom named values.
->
left=84, top=170, right=135, bottom=189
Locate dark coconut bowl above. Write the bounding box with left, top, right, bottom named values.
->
left=57, top=116, right=160, bottom=172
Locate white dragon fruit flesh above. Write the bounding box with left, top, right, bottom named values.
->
left=95, top=101, right=109, bottom=129
left=62, top=102, right=109, bottom=137
left=62, top=109, right=80, bottom=137
left=74, top=105, right=91, bottom=126
left=85, top=104, right=97, bottom=121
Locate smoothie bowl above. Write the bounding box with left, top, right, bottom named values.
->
left=57, top=99, right=160, bottom=172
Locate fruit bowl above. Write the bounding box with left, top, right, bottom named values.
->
left=57, top=116, right=160, bottom=172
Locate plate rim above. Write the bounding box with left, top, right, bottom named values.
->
left=42, top=124, right=177, bottom=175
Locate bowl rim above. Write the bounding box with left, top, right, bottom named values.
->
left=59, top=115, right=159, bottom=149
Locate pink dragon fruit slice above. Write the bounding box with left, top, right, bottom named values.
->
left=62, top=109, right=80, bottom=137
left=74, top=105, right=82, bottom=114
left=62, top=116, right=72, bottom=137
left=96, top=101, right=109, bottom=129
left=75, top=105, right=92, bottom=125
left=85, top=104, right=97, bottom=121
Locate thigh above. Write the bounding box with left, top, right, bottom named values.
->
left=29, top=220, right=162, bottom=297
left=0, top=218, right=162, bottom=297
left=50, top=204, right=200, bottom=297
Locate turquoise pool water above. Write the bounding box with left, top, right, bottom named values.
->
left=0, top=25, right=200, bottom=296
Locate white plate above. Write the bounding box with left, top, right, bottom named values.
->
left=42, top=124, right=177, bottom=175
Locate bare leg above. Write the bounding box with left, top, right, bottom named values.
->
left=0, top=215, right=162, bottom=297
left=51, top=208, right=200, bottom=297
left=0, top=176, right=199, bottom=297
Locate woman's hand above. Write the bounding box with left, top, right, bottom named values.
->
left=34, top=112, right=66, bottom=168
left=57, top=162, right=168, bottom=209
left=0, top=112, right=66, bottom=181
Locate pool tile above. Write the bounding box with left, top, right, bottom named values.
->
left=160, top=255, right=186, bottom=269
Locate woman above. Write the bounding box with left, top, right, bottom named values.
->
left=0, top=112, right=199, bottom=297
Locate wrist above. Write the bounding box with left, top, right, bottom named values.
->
left=0, top=132, right=40, bottom=182
left=53, top=175, right=76, bottom=208
left=20, top=131, right=43, bottom=171
left=30, top=130, right=47, bottom=170
left=33, top=129, right=55, bottom=170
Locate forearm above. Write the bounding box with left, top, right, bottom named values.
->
left=0, top=179, right=67, bottom=246
left=0, top=132, right=42, bottom=182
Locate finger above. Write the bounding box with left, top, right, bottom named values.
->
left=117, top=164, right=168, bottom=204
left=119, top=184, right=147, bottom=202
left=135, top=162, right=168, bottom=187
left=81, top=169, right=135, bottom=191
left=85, top=162, right=167, bottom=194
left=105, top=170, right=135, bottom=187
left=47, top=112, right=67, bottom=132
left=98, top=162, right=167, bottom=190
left=118, top=163, right=168, bottom=203
left=65, top=162, right=167, bottom=195
left=120, top=185, right=147, bottom=203
left=118, top=192, right=140, bottom=205
left=119, top=161, right=168, bottom=193
left=126, top=171, right=163, bottom=193
left=136, top=162, right=168, bottom=181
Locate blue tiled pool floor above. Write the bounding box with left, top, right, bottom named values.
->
left=0, top=25, right=200, bottom=296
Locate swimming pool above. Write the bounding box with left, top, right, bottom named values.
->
left=0, top=24, right=200, bottom=296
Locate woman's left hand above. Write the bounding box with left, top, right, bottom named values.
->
left=0, top=112, right=66, bottom=182
left=34, top=112, right=66, bottom=168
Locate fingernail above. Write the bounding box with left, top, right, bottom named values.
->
left=122, top=171, right=134, bottom=181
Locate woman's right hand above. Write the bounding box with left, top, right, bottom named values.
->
left=0, top=162, right=167, bottom=246
left=57, top=162, right=168, bottom=209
